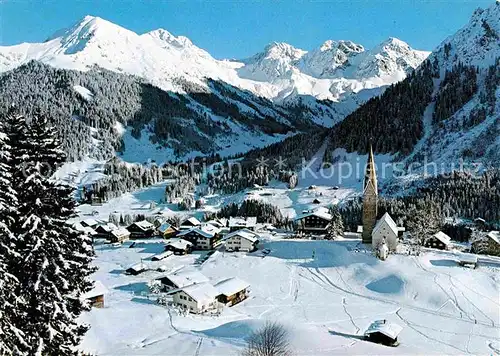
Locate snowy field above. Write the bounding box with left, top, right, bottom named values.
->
left=80, top=237, right=500, bottom=355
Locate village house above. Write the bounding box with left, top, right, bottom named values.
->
left=109, top=228, right=131, bottom=243
left=125, top=262, right=148, bottom=275
left=126, top=220, right=155, bottom=239
left=164, top=238, right=193, bottom=255
left=294, top=207, right=332, bottom=234
left=151, top=250, right=173, bottom=261
left=180, top=217, right=201, bottom=230
left=73, top=222, right=97, bottom=237
left=364, top=320, right=402, bottom=346
left=228, top=216, right=257, bottom=232
left=158, top=222, right=179, bottom=238
left=425, top=231, right=452, bottom=250
left=81, top=218, right=100, bottom=229
left=223, top=229, right=259, bottom=252
left=372, top=213, right=404, bottom=252
left=157, top=270, right=209, bottom=291
left=177, top=223, right=222, bottom=250
left=205, top=218, right=227, bottom=229
left=81, top=281, right=108, bottom=308
left=214, top=277, right=250, bottom=306
left=472, top=230, right=500, bottom=256
left=171, top=283, right=220, bottom=314
left=94, top=223, right=118, bottom=239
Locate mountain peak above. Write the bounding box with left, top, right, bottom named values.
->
left=319, top=40, right=364, bottom=54
left=142, top=28, right=193, bottom=49
left=262, top=42, right=306, bottom=60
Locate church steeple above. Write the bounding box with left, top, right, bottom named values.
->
left=362, top=144, right=378, bottom=244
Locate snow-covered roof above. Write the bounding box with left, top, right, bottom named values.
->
left=82, top=218, right=99, bottom=227
left=127, top=262, right=147, bottom=272
left=229, top=216, right=257, bottom=228
left=151, top=251, right=173, bottom=261
left=432, top=231, right=451, bottom=245
left=180, top=282, right=219, bottom=304
left=215, top=277, right=250, bottom=296
left=131, top=220, right=154, bottom=231
left=181, top=217, right=201, bottom=227
left=164, top=270, right=209, bottom=288
left=110, top=228, right=130, bottom=238
left=364, top=320, right=402, bottom=340
left=224, top=229, right=259, bottom=243
left=165, top=238, right=193, bottom=250
left=95, top=223, right=118, bottom=233
left=487, top=231, right=500, bottom=245
left=178, top=224, right=221, bottom=239
left=373, top=213, right=399, bottom=236
left=158, top=222, right=175, bottom=233
left=206, top=219, right=225, bottom=228
left=73, top=223, right=97, bottom=235
left=81, top=280, right=108, bottom=300
left=294, top=208, right=332, bottom=222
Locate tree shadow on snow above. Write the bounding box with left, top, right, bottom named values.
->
left=114, top=281, right=149, bottom=295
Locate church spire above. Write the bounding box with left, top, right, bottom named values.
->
left=363, top=144, right=378, bottom=195
left=362, top=143, right=378, bottom=244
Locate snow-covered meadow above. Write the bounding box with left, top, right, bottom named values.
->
left=80, top=236, right=500, bottom=355
left=75, top=179, right=500, bottom=355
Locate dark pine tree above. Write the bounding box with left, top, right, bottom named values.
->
left=10, top=113, right=95, bottom=355
left=0, top=117, right=26, bottom=354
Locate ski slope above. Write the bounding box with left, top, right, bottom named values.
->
left=80, top=237, right=500, bottom=355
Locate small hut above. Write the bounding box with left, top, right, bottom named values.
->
left=81, top=281, right=108, bottom=308
left=364, top=320, right=402, bottom=346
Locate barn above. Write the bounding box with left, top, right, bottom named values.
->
left=364, top=320, right=402, bottom=346
left=81, top=281, right=108, bottom=308
left=425, top=231, right=451, bottom=250
left=164, top=238, right=193, bottom=255
left=158, top=222, right=179, bottom=238
left=214, top=277, right=250, bottom=306
left=109, top=228, right=131, bottom=243
left=125, top=262, right=148, bottom=275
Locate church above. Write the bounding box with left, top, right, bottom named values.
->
left=361, top=145, right=404, bottom=252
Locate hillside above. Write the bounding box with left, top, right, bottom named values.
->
left=323, top=2, right=499, bottom=167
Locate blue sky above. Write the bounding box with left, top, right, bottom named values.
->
left=0, top=0, right=494, bottom=59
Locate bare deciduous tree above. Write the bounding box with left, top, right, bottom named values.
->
left=242, top=321, right=292, bottom=356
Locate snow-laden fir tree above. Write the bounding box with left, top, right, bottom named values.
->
left=0, top=118, right=26, bottom=355
left=9, top=113, right=95, bottom=355
left=327, top=205, right=344, bottom=239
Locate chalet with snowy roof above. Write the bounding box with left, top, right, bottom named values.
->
left=180, top=217, right=201, bottom=230
left=205, top=218, right=227, bottom=228
left=364, top=320, right=402, bottom=346
left=171, top=282, right=219, bottom=314
left=215, top=277, right=250, bottom=306
left=164, top=238, right=193, bottom=255
left=157, top=270, right=209, bottom=291
left=81, top=218, right=100, bottom=228
left=372, top=213, right=404, bottom=251
left=125, top=262, right=148, bottom=275
left=472, top=230, right=500, bottom=256
left=223, top=229, right=259, bottom=252
left=228, top=217, right=257, bottom=232
left=425, top=231, right=451, bottom=250
left=151, top=250, right=173, bottom=261
left=177, top=223, right=222, bottom=250
left=81, top=281, right=108, bottom=308
left=126, top=220, right=155, bottom=238
left=294, top=207, right=332, bottom=234
left=94, top=223, right=118, bottom=239
left=158, top=222, right=179, bottom=238
left=109, top=228, right=131, bottom=243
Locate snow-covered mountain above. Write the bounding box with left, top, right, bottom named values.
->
left=0, top=15, right=429, bottom=125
